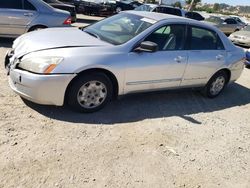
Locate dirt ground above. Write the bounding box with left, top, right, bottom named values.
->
left=0, top=36, right=250, bottom=188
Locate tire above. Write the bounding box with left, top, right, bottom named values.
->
left=203, top=71, right=228, bottom=98
left=67, top=72, right=113, bottom=113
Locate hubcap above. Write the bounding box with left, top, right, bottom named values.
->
left=210, top=76, right=225, bottom=95
left=77, top=81, right=107, bottom=109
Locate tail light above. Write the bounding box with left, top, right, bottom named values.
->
left=63, top=17, right=72, bottom=25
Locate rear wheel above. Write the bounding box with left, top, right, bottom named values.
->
left=203, top=71, right=228, bottom=98
left=67, top=73, right=113, bottom=113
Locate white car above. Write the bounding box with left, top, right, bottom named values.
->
left=6, top=11, right=246, bottom=112
left=229, top=25, right=250, bottom=47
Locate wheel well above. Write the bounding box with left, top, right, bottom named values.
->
left=215, top=69, right=231, bottom=83
left=28, top=25, right=47, bottom=32
left=65, top=68, right=119, bottom=103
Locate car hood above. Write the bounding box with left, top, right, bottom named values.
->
left=13, top=27, right=111, bottom=58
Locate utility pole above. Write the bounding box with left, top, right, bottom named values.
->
left=188, top=0, right=195, bottom=11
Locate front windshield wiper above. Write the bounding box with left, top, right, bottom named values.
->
left=84, top=30, right=100, bottom=39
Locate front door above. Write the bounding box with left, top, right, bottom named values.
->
left=124, top=24, right=188, bottom=93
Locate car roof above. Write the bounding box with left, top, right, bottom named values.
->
left=126, top=10, right=187, bottom=21
left=125, top=11, right=223, bottom=32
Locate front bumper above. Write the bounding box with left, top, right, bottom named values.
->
left=9, top=69, right=76, bottom=106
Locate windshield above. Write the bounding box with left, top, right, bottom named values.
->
left=205, top=16, right=223, bottom=24
left=134, top=4, right=154, bottom=11
left=84, top=13, right=155, bottom=45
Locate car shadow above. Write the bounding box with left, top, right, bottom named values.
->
left=23, top=83, right=250, bottom=125
left=0, top=38, right=14, bottom=48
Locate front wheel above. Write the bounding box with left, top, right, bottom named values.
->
left=67, top=73, right=113, bottom=113
left=203, top=71, right=228, bottom=98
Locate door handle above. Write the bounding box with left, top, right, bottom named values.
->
left=216, top=54, right=224, bottom=60
left=24, top=12, right=33, bottom=17
left=174, top=56, right=185, bottom=63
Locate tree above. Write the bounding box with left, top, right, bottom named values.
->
left=213, top=3, right=220, bottom=12
left=186, top=0, right=201, bottom=11
left=173, top=1, right=182, bottom=9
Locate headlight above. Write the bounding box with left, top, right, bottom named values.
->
left=18, top=57, right=63, bottom=74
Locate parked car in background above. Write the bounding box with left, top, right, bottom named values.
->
left=134, top=4, right=185, bottom=17
left=245, top=49, right=250, bottom=68
left=229, top=25, right=250, bottom=47
left=59, top=0, right=84, bottom=13
left=0, top=0, right=71, bottom=38
left=205, top=16, right=245, bottom=35
left=6, top=11, right=245, bottom=112
left=115, top=0, right=142, bottom=13
left=42, top=0, right=77, bottom=22
left=230, top=16, right=248, bottom=26
left=185, top=11, right=204, bottom=21
left=79, top=0, right=116, bottom=16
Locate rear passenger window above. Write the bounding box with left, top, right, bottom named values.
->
left=190, top=27, right=224, bottom=50
left=224, top=19, right=237, bottom=24
left=0, top=0, right=22, bottom=9
left=24, top=0, right=36, bottom=10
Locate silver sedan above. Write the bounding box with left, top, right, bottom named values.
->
left=205, top=16, right=245, bottom=35
left=0, top=0, right=71, bottom=38
left=229, top=25, right=250, bottom=47
left=6, top=11, right=246, bottom=112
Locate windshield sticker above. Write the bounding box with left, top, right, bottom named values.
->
left=141, top=18, right=157, bottom=24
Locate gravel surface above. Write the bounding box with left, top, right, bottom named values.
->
left=0, top=35, right=250, bottom=188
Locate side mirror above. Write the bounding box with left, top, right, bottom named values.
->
left=134, top=41, right=158, bottom=53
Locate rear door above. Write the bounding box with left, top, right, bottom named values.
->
left=181, top=25, right=226, bottom=87
left=0, top=0, right=38, bottom=37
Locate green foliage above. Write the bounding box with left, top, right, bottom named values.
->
left=172, top=1, right=182, bottom=9
left=145, top=0, right=156, bottom=3
left=213, top=3, right=220, bottom=12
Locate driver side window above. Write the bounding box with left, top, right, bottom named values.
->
left=144, top=24, right=186, bottom=51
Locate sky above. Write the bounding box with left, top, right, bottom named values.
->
left=203, top=0, right=250, bottom=6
